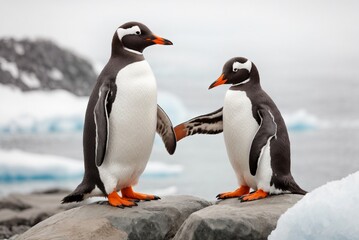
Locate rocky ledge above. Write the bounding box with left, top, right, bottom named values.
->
left=0, top=189, right=81, bottom=239
left=174, top=194, right=303, bottom=240
left=16, top=195, right=211, bottom=240
left=1, top=193, right=303, bottom=240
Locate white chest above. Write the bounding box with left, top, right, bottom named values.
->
left=223, top=90, right=259, bottom=187
left=99, top=60, right=157, bottom=190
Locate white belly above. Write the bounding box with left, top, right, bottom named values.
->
left=223, top=90, right=279, bottom=193
left=223, top=90, right=259, bottom=189
left=98, top=60, right=157, bottom=193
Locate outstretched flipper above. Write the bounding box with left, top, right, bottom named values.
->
left=94, top=80, right=116, bottom=167
left=249, top=108, right=277, bottom=176
left=157, top=105, right=176, bottom=155
left=174, top=108, right=223, bottom=141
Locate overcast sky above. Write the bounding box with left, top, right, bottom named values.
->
left=1, top=0, right=358, bottom=116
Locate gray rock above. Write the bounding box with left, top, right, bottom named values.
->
left=0, top=38, right=96, bottom=96
left=17, top=195, right=211, bottom=240
left=0, top=198, right=31, bottom=211
left=174, top=194, right=303, bottom=240
left=0, top=190, right=80, bottom=239
left=0, top=225, right=12, bottom=239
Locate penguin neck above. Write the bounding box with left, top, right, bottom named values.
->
left=230, top=65, right=261, bottom=91
left=110, top=34, right=144, bottom=60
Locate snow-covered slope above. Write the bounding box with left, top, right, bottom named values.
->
left=0, top=38, right=96, bottom=95
left=269, top=171, right=359, bottom=240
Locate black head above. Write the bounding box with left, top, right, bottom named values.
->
left=209, top=57, right=256, bottom=89
left=115, top=22, right=172, bottom=54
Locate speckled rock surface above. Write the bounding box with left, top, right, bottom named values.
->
left=174, top=194, right=303, bottom=240
left=17, top=195, right=211, bottom=240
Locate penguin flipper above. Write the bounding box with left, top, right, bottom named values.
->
left=156, top=104, right=177, bottom=155
left=174, top=107, right=223, bottom=141
left=249, top=108, right=277, bottom=176
left=94, top=82, right=112, bottom=167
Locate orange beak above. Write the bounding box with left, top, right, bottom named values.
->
left=208, top=74, right=227, bottom=89
left=147, top=35, right=173, bottom=45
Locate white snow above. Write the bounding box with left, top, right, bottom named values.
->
left=0, top=149, right=83, bottom=181
left=20, top=71, right=41, bottom=88
left=14, top=43, right=25, bottom=55
left=269, top=171, right=359, bottom=240
left=0, top=57, right=19, bottom=78
left=47, top=68, right=64, bottom=81
left=0, top=84, right=87, bottom=133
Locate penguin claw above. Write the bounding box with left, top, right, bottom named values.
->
left=121, top=187, right=160, bottom=201
left=240, top=189, right=268, bottom=202
left=216, top=186, right=250, bottom=200
left=108, top=191, right=138, bottom=208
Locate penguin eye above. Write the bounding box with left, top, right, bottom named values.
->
left=233, top=68, right=239, bottom=72
left=135, top=31, right=141, bottom=35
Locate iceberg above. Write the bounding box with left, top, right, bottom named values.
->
left=269, top=171, right=359, bottom=240
left=0, top=149, right=83, bottom=181
left=0, top=149, right=183, bottom=182
left=283, top=109, right=329, bottom=132
left=0, top=85, right=87, bottom=133
left=0, top=85, right=187, bottom=133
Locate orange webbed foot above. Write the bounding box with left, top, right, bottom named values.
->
left=121, top=187, right=160, bottom=201
left=216, top=186, right=250, bottom=199
left=108, top=191, right=138, bottom=208
left=240, top=189, right=268, bottom=202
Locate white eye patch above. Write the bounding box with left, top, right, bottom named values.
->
left=117, top=25, right=141, bottom=40
left=232, top=60, right=252, bottom=72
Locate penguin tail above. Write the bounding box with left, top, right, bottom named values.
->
left=275, top=174, right=307, bottom=195
left=285, top=175, right=307, bottom=195
left=61, top=182, right=93, bottom=204
left=61, top=192, right=85, bottom=204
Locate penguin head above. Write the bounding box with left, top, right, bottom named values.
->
left=115, top=22, right=172, bottom=54
left=209, top=57, right=254, bottom=89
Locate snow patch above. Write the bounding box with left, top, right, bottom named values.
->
left=0, top=57, right=19, bottom=78
left=14, top=43, right=25, bottom=55
left=269, top=171, right=359, bottom=240
left=20, top=71, right=41, bottom=88
left=47, top=68, right=64, bottom=81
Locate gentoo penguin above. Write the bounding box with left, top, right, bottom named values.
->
left=175, top=57, right=306, bottom=201
left=62, top=22, right=176, bottom=208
